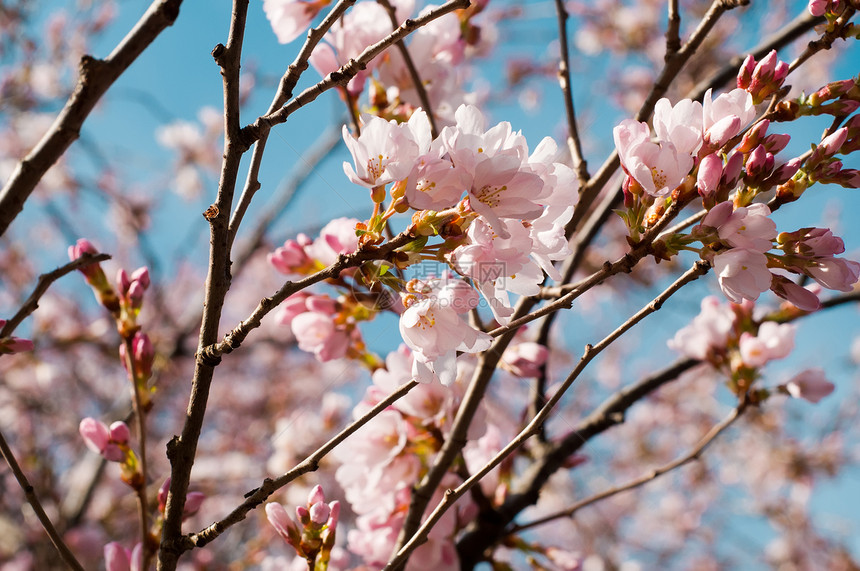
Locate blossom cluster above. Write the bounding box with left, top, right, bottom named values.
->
left=668, top=296, right=834, bottom=402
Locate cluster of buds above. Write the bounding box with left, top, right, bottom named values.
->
left=266, top=485, right=340, bottom=570
left=0, top=320, right=34, bottom=355
left=804, top=78, right=860, bottom=118
left=119, top=331, right=156, bottom=411
left=69, top=239, right=151, bottom=338
left=79, top=418, right=142, bottom=488
left=737, top=50, right=789, bottom=104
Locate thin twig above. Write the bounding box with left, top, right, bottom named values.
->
left=377, top=0, right=439, bottom=138
left=1, top=253, right=111, bottom=338
left=0, top=0, right=184, bottom=237
left=180, top=380, right=419, bottom=551
left=553, top=0, right=588, bottom=184
left=389, top=260, right=712, bottom=569
left=0, top=429, right=85, bottom=571
left=227, top=0, right=357, bottom=249
left=199, top=230, right=415, bottom=363
left=510, top=402, right=747, bottom=534
left=122, top=336, right=151, bottom=568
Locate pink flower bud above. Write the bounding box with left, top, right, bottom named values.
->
left=102, top=443, right=125, bottom=463
left=307, top=484, right=326, bottom=506
left=266, top=503, right=301, bottom=547
left=69, top=238, right=98, bottom=260
left=158, top=479, right=171, bottom=512
left=132, top=332, right=154, bottom=379
left=722, top=150, right=744, bottom=188
left=762, top=133, right=790, bottom=154
left=184, top=492, right=205, bottom=518
left=785, top=368, right=835, bottom=403
left=327, top=500, right=340, bottom=529
left=79, top=418, right=110, bottom=454
left=109, top=421, right=130, bottom=444
left=770, top=157, right=802, bottom=184
left=127, top=280, right=145, bottom=309
left=697, top=153, right=723, bottom=197
left=770, top=275, right=821, bottom=311
left=304, top=295, right=337, bottom=315
left=819, top=127, right=848, bottom=156
left=117, top=269, right=130, bottom=294
left=704, top=115, right=741, bottom=149
left=296, top=505, right=310, bottom=526
left=131, top=267, right=150, bottom=290
left=0, top=334, right=34, bottom=354
left=737, top=54, right=755, bottom=89
left=309, top=501, right=331, bottom=525
left=738, top=120, right=769, bottom=153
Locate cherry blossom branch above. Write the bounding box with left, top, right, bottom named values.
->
left=569, top=0, right=746, bottom=235
left=158, top=2, right=248, bottom=569
left=0, top=0, right=184, bottom=238
left=240, top=0, right=470, bottom=144
left=686, top=9, right=823, bottom=101
left=178, top=380, right=419, bottom=552
left=0, top=429, right=85, bottom=571
left=510, top=401, right=748, bottom=534
left=396, top=196, right=691, bottom=556
left=553, top=0, right=588, bottom=185
left=378, top=0, right=439, bottom=138
left=389, top=260, right=712, bottom=570
left=787, top=6, right=855, bottom=73
left=227, top=0, right=356, bottom=248
left=199, top=230, right=416, bottom=364
left=456, top=289, right=860, bottom=562
left=0, top=252, right=110, bottom=338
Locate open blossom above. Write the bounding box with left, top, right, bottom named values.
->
left=343, top=111, right=431, bottom=188
left=291, top=311, right=351, bottom=361
left=785, top=368, right=835, bottom=403
left=653, top=97, right=703, bottom=156
left=667, top=296, right=735, bottom=360
left=702, top=202, right=776, bottom=253
left=264, top=0, right=331, bottom=44
left=614, top=118, right=693, bottom=196
left=79, top=418, right=129, bottom=463
left=738, top=321, right=796, bottom=367
left=399, top=278, right=492, bottom=384
left=713, top=248, right=773, bottom=303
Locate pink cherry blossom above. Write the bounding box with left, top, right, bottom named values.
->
left=805, top=257, right=860, bottom=292
left=291, top=312, right=350, bottom=361
left=653, top=96, right=703, bottom=155
left=785, top=368, right=835, bottom=403
left=399, top=279, right=492, bottom=384
left=667, top=296, right=735, bottom=360
left=738, top=321, right=796, bottom=367
left=702, top=88, right=756, bottom=136
left=501, top=341, right=549, bottom=377
left=702, top=202, right=776, bottom=253
left=769, top=275, right=822, bottom=311
left=264, top=0, right=329, bottom=44
left=613, top=119, right=693, bottom=197
left=713, top=248, right=773, bottom=303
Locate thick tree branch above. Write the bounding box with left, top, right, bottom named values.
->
left=158, top=2, right=248, bottom=569
left=0, top=0, right=183, bottom=238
